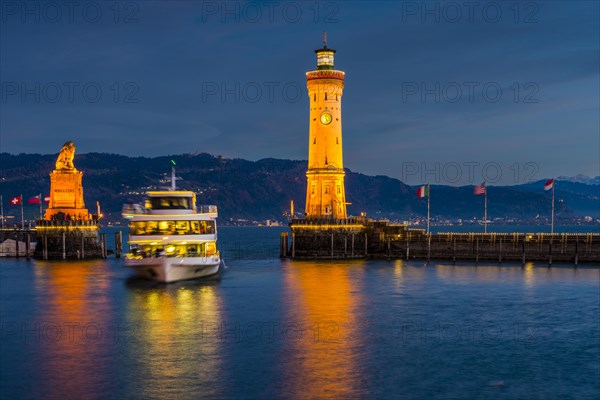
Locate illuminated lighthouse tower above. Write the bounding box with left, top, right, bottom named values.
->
left=305, top=34, right=347, bottom=219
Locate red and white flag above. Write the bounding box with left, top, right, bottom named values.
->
left=9, top=196, right=22, bottom=206
left=544, top=179, right=554, bottom=191
left=44, top=195, right=51, bottom=204
left=473, top=181, right=486, bottom=195
left=28, top=195, right=41, bottom=204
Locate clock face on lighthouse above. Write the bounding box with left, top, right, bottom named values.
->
left=320, top=112, right=333, bottom=125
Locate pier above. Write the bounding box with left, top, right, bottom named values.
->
left=0, top=226, right=123, bottom=260
left=285, top=219, right=600, bottom=264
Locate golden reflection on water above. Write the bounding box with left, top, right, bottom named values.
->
left=33, top=260, right=111, bottom=399
left=126, top=282, right=224, bottom=399
left=282, top=261, right=366, bottom=399
left=523, top=262, right=535, bottom=288
left=393, top=260, right=403, bottom=278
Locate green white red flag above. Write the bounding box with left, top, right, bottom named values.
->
left=417, top=184, right=429, bottom=198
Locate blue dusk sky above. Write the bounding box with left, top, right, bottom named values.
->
left=1, top=1, right=598, bottom=185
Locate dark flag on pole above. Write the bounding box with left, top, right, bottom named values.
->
left=28, top=195, right=41, bottom=204
left=474, top=181, right=486, bottom=195
left=474, top=181, right=487, bottom=233
left=545, top=178, right=555, bottom=234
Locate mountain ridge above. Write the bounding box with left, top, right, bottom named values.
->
left=1, top=152, right=598, bottom=222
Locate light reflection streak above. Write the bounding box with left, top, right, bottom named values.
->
left=33, top=260, right=111, bottom=399
left=282, top=261, right=367, bottom=399
left=125, top=283, right=224, bottom=399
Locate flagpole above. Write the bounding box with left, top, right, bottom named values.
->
left=0, top=194, right=4, bottom=229
left=551, top=183, right=555, bottom=235
left=20, top=194, right=24, bottom=229
left=427, top=186, right=430, bottom=235
left=484, top=188, right=487, bottom=234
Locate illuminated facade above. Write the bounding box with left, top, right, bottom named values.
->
left=305, top=37, right=347, bottom=219
left=45, top=141, right=90, bottom=221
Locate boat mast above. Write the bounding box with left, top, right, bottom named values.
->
left=171, top=160, right=177, bottom=191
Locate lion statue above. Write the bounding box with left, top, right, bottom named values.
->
left=55, top=141, right=76, bottom=170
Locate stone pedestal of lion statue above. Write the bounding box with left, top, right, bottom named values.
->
left=35, top=141, right=104, bottom=260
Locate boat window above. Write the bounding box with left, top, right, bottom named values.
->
left=190, top=220, right=215, bottom=234
left=130, top=220, right=215, bottom=235
left=148, top=197, right=192, bottom=210
left=131, top=242, right=218, bottom=258
left=175, top=221, right=190, bottom=234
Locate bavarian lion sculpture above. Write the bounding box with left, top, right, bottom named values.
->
left=55, top=141, right=76, bottom=170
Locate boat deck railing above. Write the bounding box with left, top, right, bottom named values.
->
left=126, top=251, right=220, bottom=259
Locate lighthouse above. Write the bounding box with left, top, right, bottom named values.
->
left=286, top=34, right=371, bottom=260
left=305, top=33, right=347, bottom=219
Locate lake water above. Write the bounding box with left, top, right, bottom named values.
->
left=1, top=227, right=599, bottom=399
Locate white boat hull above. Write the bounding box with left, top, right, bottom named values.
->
left=125, top=256, right=221, bottom=283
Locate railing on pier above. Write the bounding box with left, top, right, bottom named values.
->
left=375, top=231, right=600, bottom=264
left=35, top=219, right=99, bottom=228
left=290, top=217, right=369, bottom=226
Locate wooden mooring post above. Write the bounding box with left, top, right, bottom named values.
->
left=498, top=238, right=502, bottom=264
left=331, top=233, right=334, bottom=258
left=291, top=233, right=295, bottom=258
left=115, top=231, right=123, bottom=259
left=279, top=232, right=288, bottom=258
left=452, top=237, right=456, bottom=263
left=99, top=233, right=107, bottom=259
left=427, top=234, right=431, bottom=262
left=43, top=234, right=48, bottom=260
left=62, top=231, right=66, bottom=260
left=345, top=236, right=348, bottom=258
left=25, top=232, right=31, bottom=260
left=15, top=232, right=19, bottom=259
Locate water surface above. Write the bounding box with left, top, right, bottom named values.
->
left=1, top=227, right=599, bottom=399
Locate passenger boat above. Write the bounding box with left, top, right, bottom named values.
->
left=122, top=166, right=221, bottom=283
